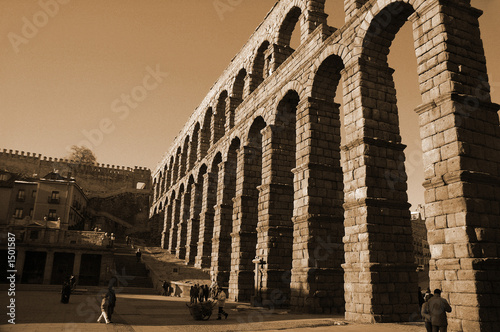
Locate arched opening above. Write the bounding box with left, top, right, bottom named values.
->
left=256, top=91, right=298, bottom=307
left=228, top=116, right=266, bottom=302
left=189, top=123, right=200, bottom=170
left=214, top=91, right=228, bottom=143
left=180, top=136, right=190, bottom=178
left=278, top=6, right=302, bottom=51
left=387, top=17, right=428, bottom=285
left=342, top=1, right=421, bottom=322
left=200, top=108, right=213, bottom=159
left=211, top=138, right=240, bottom=287
left=167, top=157, right=174, bottom=190
left=186, top=164, right=207, bottom=265
left=162, top=190, right=176, bottom=250
left=169, top=184, right=184, bottom=254
left=251, top=41, right=271, bottom=93
left=195, top=153, right=222, bottom=269
left=233, top=68, right=246, bottom=102
left=172, top=146, right=181, bottom=184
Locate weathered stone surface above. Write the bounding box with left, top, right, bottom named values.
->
left=150, top=0, right=500, bottom=329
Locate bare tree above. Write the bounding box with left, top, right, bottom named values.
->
left=67, top=145, right=97, bottom=165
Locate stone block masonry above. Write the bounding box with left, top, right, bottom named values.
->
left=150, top=0, right=500, bottom=330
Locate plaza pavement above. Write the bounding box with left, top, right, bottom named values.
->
left=0, top=287, right=425, bottom=331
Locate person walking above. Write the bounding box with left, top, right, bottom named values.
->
left=107, top=285, right=117, bottom=322
left=60, top=280, right=71, bottom=304
left=198, top=284, right=204, bottom=302
left=421, top=291, right=433, bottom=332
left=136, top=248, right=142, bottom=263
left=162, top=280, right=168, bottom=296
left=97, top=293, right=111, bottom=324
left=428, top=289, right=452, bottom=332
left=216, top=288, right=228, bottom=320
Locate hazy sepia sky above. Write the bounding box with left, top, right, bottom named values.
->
left=0, top=0, right=498, bottom=208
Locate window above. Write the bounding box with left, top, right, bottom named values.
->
left=16, top=189, right=25, bottom=202
left=29, top=209, right=34, bottom=217
left=0, top=174, right=9, bottom=181
left=29, top=230, right=39, bottom=240
left=48, top=191, right=60, bottom=204
left=32, top=190, right=37, bottom=198
left=48, top=209, right=57, bottom=221
left=14, top=208, right=23, bottom=219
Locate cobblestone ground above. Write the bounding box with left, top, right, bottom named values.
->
left=0, top=289, right=426, bottom=331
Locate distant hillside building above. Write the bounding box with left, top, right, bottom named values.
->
left=411, top=205, right=430, bottom=269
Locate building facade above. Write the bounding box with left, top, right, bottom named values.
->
left=0, top=171, right=113, bottom=286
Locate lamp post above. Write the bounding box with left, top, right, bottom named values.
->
left=251, top=256, right=265, bottom=306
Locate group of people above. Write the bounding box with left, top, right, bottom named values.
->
left=419, top=288, right=452, bottom=332
left=189, top=284, right=210, bottom=303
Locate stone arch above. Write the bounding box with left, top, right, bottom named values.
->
left=232, top=68, right=247, bottom=101
left=189, top=123, right=200, bottom=169
left=172, top=146, right=181, bottom=184
left=179, top=136, right=190, bottom=178
left=167, top=156, right=174, bottom=190
left=200, top=108, right=213, bottom=159
left=250, top=41, right=271, bottom=93
left=277, top=6, right=302, bottom=49
left=228, top=116, right=267, bottom=301
left=213, top=91, right=228, bottom=144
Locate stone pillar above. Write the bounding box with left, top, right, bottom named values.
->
left=302, top=9, right=328, bottom=44
left=211, top=160, right=237, bottom=287
left=267, top=44, right=294, bottom=73
left=291, top=97, right=344, bottom=314
left=225, top=96, right=241, bottom=131
left=43, top=250, right=54, bottom=285
left=186, top=181, right=202, bottom=264
left=412, top=2, right=500, bottom=330
left=256, top=125, right=294, bottom=308
left=168, top=198, right=181, bottom=254
left=176, top=187, right=191, bottom=259
left=341, top=57, right=417, bottom=323
left=245, top=73, right=262, bottom=97
left=344, top=0, right=368, bottom=22
left=73, top=252, right=82, bottom=277
left=161, top=202, right=173, bottom=249
left=229, top=146, right=261, bottom=302
left=195, top=171, right=218, bottom=269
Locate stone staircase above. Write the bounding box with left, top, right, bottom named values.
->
left=113, top=243, right=154, bottom=289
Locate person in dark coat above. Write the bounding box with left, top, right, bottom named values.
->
left=61, top=281, right=71, bottom=304
left=136, top=248, right=142, bottom=263
left=203, top=285, right=209, bottom=302
left=428, top=289, right=452, bottom=332
left=190, top=286, right=195, bottom=304
left=198, top=284, right=204, bottom=302
left=106, top=285, right=116, bottom=322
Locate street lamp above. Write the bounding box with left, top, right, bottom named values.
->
left=251, top=256, right=265, bottom=306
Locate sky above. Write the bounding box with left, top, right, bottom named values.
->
left=0, top=0, right=498, bottom=208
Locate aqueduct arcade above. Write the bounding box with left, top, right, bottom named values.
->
left=150, top=0, right=500, bottom=330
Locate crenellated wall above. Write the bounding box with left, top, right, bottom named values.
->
left=0, top=148, right=151, bottom=197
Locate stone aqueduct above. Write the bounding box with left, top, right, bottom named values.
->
left=149, top=0, right=500, bottom=330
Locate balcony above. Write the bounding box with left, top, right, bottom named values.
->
left=48, top=197, right=60, bottom=204
left=16, top=196, right=25, bottom=202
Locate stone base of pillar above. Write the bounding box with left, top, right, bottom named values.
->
left=229, top=270, right=254, bottom=302
left=161, top=232, right=168, bottom=249
left=343, top=262, right=418, bottom=323
left=260, top=269, right=292, bottom=308
left=184, top=244, right=197, bottom=265
left=194, top=255, right=211, bottom=269
left=290, top=267, right=344, bottom=314
left=175, top=247, right=186, bottom=260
